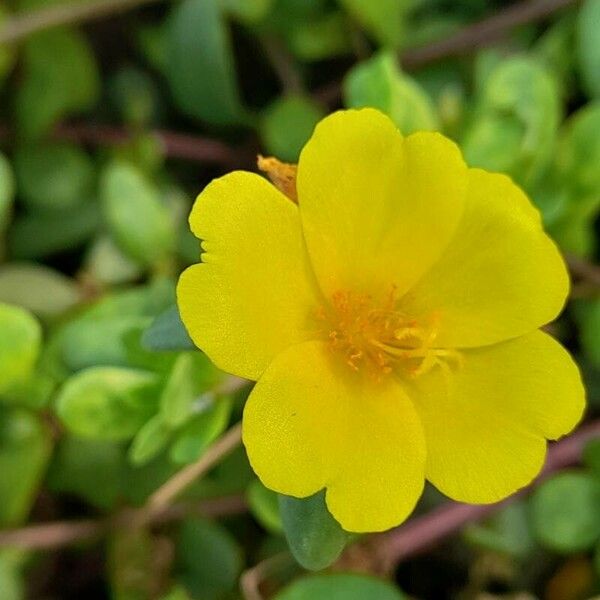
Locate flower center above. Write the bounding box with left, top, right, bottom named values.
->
left=316, top=289, right=462, bottom=379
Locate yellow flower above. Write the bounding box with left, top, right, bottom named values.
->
left=177, top=109, right=585, bottom=533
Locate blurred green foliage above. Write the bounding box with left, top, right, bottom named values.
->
left=0, top=0, right=599, bottom=598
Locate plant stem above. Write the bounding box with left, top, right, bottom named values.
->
left=0, top=0, right=167, bottom=44
left=315, top=0, right=580, bottom=106
left=259, top=35, right=304, bottom=95
left=401, top=0, right=578, bottom=69
left=240, top=552, right=292, bottom=600
left=0, top=377, right=249, bottom=550
left=54, top=123, right=251, bottom=168
left=361, top=419, right=600, bottom=573
left=147, top=421, right=244, bottom=514
left=0, top=495, right=247, bottom=550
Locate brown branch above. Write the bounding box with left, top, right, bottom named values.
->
left=315, top=0, right=580, bottom=106
left=140, top=376, right=248, bottom=520
left=52, top=123, right=250, bottom=168
left=357, top=419, right=600, bottom=574
left=259, top=36, right=304, bottom=95
left=0, top=122, right=257, bottom=168
left=240, top=552, right=292, bottom=600
left=0, top=377, right=250, bottom=551
left=146, top=421, right=243, bottom=517
left=567, top=253, right=600, bottom=296
left=0, top=519, right=103, bottom=550
left=0, top=494, right=247, bottom=550
left=401, top=0, right=579, bottom=69
left=0, top=0, right=167, bottom=45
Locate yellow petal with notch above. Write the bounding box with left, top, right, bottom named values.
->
left=177, top=171, right=321, bottom=381
left=243, top=340, right=426, bottom=533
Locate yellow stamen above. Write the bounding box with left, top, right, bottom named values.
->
left=316, top=288, right=462, bottom=380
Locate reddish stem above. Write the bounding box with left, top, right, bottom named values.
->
left=370, top=419, right=600, bottom=571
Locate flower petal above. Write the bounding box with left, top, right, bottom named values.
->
left=177, top=171, right=321, bottom=381
left=297, top=108, right=468, bottom=299
left=402, top=169, right=569, bottom=348
left=408, top=331, right=585, bottom=504
left=243, top=340, right=426, bottom=532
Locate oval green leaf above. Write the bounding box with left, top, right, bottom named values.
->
left=279, top=490, right=348, bottom=571
left=531, top=471, right=600, bottom=553
left=577, top=0, right=600, bottom=98
left=56, top=366, right=159, bottom=441
left=101, top=161, right=175, bottom=267
left=142, top=305, right=195, bottom=352
left=344, top=52, right=438, bottom=135
left=166, top=0, right=247, bottom=126
left=275, top=573, right=405, bottom=600
left=0, top=303, right=41, bottom=397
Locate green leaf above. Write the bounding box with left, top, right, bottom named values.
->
left=260, top=95, right=324, bottom=162
left=8, top=201, right=100, bottom=260
left=76, top=278, right=175, bottom=320
left=338, top=0, right=409, bottom=47
left=0, top=550, right=25, bottom=600
left=549, top=194, right=600, bottom=257
left=129, top=414, right=172, bottom=466
left=170, top=395, right=233, bottom=464
left=101, top=161, right=176, bottom=267
left=166, top=0, right=247, bottom=125
left=56, top=366, right=160, bottom=441
left=287, top=13, right=351, bottom=61
left=0, top=407, right=52, bottom=526
left=50, top=278, right=175, bottom=374
left=83, top=236, right=143, bottom=286
left=0, top=152, right=15, bottom=232
left=529, top=173, right=570, bottom=228
left=136, top=21, right=168, bottom=74
left=14, top=142, right=94, bottom=212
left=223, top=0, right=275, bottom=22
left=344, top=52, right=438, bottom=134
left=557, top=101, right=600, bottom=196
left=4, top=371, right=55, bottom=410
left=122, top=325, right=178, bottom=375
left=108, top=528, right=163, bottom=600
left=534, top=14, right=576, bottom=100
left=248, top=479, right=283, bottom=534
left=462, top=56, right=561, bottom=188
left=583, top=437, right=600, bottom=479
left=0, top=303, right=41, bottom=397
left=279, top=491, right=348, bottom=570
left=159, top=353, right=221, bottom=428
left=142, top=305, right=194, bottom=352
left=160, top=586, right=192, bottom=600
left=17, top=0, right=76, bottom=10
left=16, top=28, right=100, bottom=139
left=111, top=133, right=165, bottom=177
left=48, top=436, right=125, bottom=510
left=109, top=67, right=161, bottom=128
left=0, top=263, right=81, bottom=318
left=122, top=452, right=180, bottom=505
left=177, top=518, right=243, bottom=600
left=412, top=62, right=465, bottom=136
left=59, top=314, right=151, bottom=372
left=275, top=574, right=405, bottom=600
left=574, top=298, right=600, bottom=366
left=531, top=471, right=600, bottom=553
left=577, top=0, right=600, bottom=98
left=464, top=501, right=536, bottom=558
left=0, top=5, right=16, bottom=86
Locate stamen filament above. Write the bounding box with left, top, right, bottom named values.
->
left=317, top=289, right=462, bottom=379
